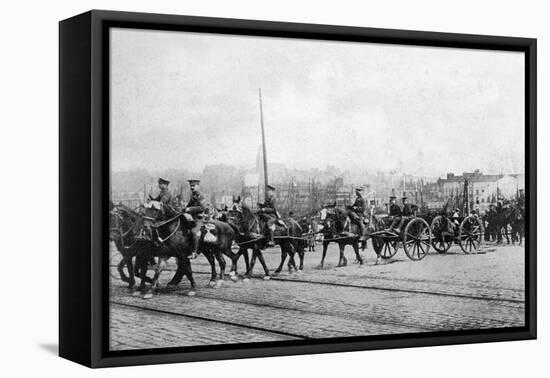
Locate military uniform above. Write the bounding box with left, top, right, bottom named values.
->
left=349, top=190, right=366, bottom=240
left=150, top=188, right=172, bottom=205
left=388, top=198, right=402, bottom=232
left=259, top=185, right=285, bottom=246
left=260, top=192, right=278, bottom=216
left=186, top=190, right=207, bottom=217
left=389, top=203, right=402, bottom=217
left=402, top=203, right=414, bottom=217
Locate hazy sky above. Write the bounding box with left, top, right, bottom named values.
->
left=110, top=28, right=525, bottom=177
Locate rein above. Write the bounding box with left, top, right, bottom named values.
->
left=153, top=214, right=181, bottom=244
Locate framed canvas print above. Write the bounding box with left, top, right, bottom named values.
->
left=59, top=10, right=537, bottom=368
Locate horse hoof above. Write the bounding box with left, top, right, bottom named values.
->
left=216, top=280, right=223, bottom=288
left=230, top=275, right=238, bottom=282
left=297, top=269, right=304, bottom=274
left=263, top=275, right=271, bottom=281
left=132, top=291, right=142, bottom=297
left=187, top=291, right=196, bottom=296
left=142, top=293, right=153, bottom=299
left=208, top=281, right=216, bottom=288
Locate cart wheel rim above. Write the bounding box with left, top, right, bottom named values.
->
left=404, top=218, right=431, bottom=260
left=459, top=216, right=483, bottom=254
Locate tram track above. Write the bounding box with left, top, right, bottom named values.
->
left=110, top=300, right=309, bottom=340
left=109, top=263, right=524, bottom=306
left=180, top=269, right=524, bottom=306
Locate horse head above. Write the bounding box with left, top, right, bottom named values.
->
left=137, top=201, right=164, bottom=240
left=109, top=208, right=123, bottom=242
left=319, top=204, right=345, bottom=235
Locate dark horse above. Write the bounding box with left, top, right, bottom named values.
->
left=488, top=206, right=514, bottom=244
left=226, top=203, right=307, bottom=278
left=109, top=203, right=153, bottom=289
left=135, top=201, right=197, bottom=298
left=509, top=206, right=525, bottom=246
left=188, top=216, right=238, bottom=288
left=318, top=205, right=364, bottom=268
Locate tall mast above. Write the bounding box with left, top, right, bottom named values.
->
left=259, top=88, right=269, bottom=198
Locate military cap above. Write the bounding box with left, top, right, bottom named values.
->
left=402, top=196, right=408, bottom=200
left=354, top=187, right=363, bottom=192
left=158, top=178, right=170, bottom=185
left=232, top=195, right=241, bottom=203
left=289, top=211, right=294, bottom=216
left=267, top=184, right=276, bottom=190
left=389, top=196, right=397, bottom=200
left=187, top=179, right=200, bottom=184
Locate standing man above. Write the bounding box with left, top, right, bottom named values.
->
left=349, top=187, right=367, bottom=241
left=184, top=179, right=208, bottom=218
left=149, top=178, right=172, bottom=206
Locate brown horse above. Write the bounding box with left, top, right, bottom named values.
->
left=109, top=203, right=153, bottom=289
left=318, top=205, right=364, bottom=268
left=226, top=203, right=271, bottom=280
left=135, top=201, right=197, bottom=298
left=189, top=216, right=237, bottom=288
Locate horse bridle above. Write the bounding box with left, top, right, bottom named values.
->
left=110, top=210, right=136, bottom=249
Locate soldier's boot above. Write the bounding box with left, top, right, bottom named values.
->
left=266, top=227, right=275, bottom=247
left=358, top=222, right=367, bottom=241
left=395, top=217, right=404, bottom=234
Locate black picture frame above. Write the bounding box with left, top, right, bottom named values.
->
left=59, top=9, right=537, bottom=368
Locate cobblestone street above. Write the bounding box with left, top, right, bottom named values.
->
left=109, top=241, right=525, bottom=351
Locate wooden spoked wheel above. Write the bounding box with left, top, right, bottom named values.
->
left=403, top=218, right=432, bottom=261
left=430, top=215, right=452, bottom=253
left=380, top=239, right=399, bottom=259
left=458, top=215, right=483, bottom=254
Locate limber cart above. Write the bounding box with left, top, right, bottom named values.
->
left=370, top=216, right=433, bottom=261
left=429, top=214, right=483, bottom=254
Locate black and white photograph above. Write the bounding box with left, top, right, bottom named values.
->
left=108, top=26, right=528, bottom=352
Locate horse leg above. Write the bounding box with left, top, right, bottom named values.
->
left=215, top=251, right=226, bottom=287
left=143, top=256, right=167, bottom=299
left=274, top=246, right=287, bottom=274
left=180, top=257, right=196, bottom=296
left=337, top=243, right=347, bottom=267
left=318, top=242, right=329, bottom=269
left=117, top=257, right=130, bottom=285
left=352, top=242, right=363, bottom=265
left=125, top=255, right=136, bottom=288
left=133, top=256, right=148, bottom=296
left=242, top=248, right=251, bottom=279
left=255, top=249, right=271, bottom=280
left=287, top=243, right=298, bottom=273
left=297, top=245, right=305, bottom=272
left=167, top=256, right=185, bottom=288
left=205, top=253, right=217, bottom=288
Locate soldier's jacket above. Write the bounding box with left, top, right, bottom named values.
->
left=150, top=189, right=172, bottom=205
left=389, top=203, right=402, bottom=217
left=186, top=190, right=207, bottom=215
left=402, top=204, right=414, bottom=217
left=352, top=195, right=366, bottom=214
left=260, top=193, right=277, bottom=212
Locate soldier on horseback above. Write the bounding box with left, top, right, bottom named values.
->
left=149, top=178, right=173, bottom=206
left=258, top=184, right=287, bottom=247
left=184, top=179, right=207, bottom=218
left=348, top=187, right=367, bottom=241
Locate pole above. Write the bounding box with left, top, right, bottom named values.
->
left=259, top=88, right=269, bottom=200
